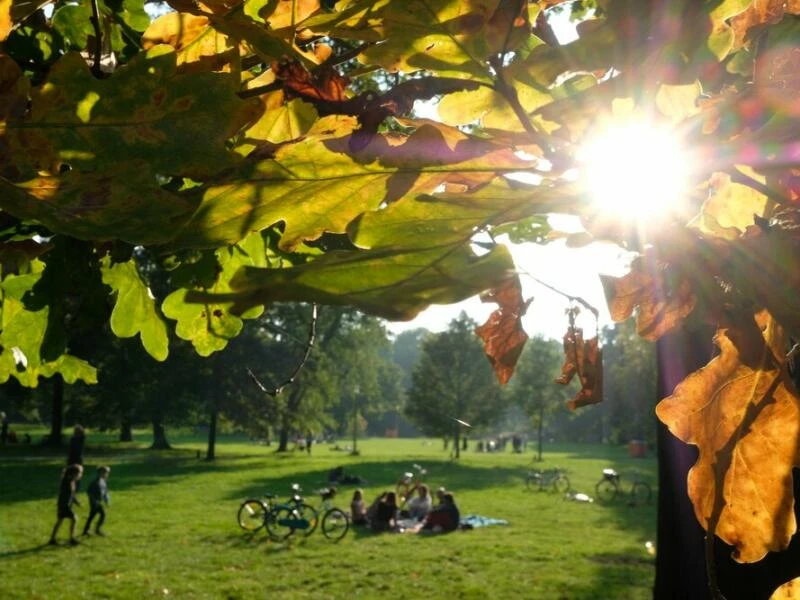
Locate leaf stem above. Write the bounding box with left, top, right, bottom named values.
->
left=518, top=267, right=600, bottom=320
left=89, top=0, right=103, bottom=78
left=248, top=303, right=317, bottom=396
left=728, top=168, right=790, bottom=207
left=489, top=56, right=553, bottom=156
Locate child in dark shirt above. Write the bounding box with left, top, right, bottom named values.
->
left=82, top=466, right=111, bottom=536
left=49, top=464, right=83, bottom=546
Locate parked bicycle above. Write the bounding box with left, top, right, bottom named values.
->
left=595, top=468, right=652, bottom=505
left=396, top=463, right=427, bottom=506
left=525, top=468, right=570, bottom=493
left=237, top=492, right=277, bottom=533
left=267, top=484, right=350, bottom=541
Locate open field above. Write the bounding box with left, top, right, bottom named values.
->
left=0, top=434, right=657, bottom=599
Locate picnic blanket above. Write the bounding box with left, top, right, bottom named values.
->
left=459, top=515, right=508, bottom=529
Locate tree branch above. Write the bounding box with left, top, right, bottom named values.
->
left=728, top=168, right=790, bottom=207
left=89, top=0, right=103, bottom=78
left=489, top=56, right=554, bottom=155
left=248, top=303, right=318, bottom=396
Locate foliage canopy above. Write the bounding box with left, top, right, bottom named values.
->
left=2, top=0, right=800, bottom=592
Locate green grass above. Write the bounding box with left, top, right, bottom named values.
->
left=0, top=434, right=657, bottom=599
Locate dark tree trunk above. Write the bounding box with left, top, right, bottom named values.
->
left=453, top=428, right=460, bottom=459
left=150, top=407, right=171, bottom=450
left=119, top=416, right=133, bottom=442
left=654, top=327, right=800, bottom=599
left=536, top=405, right=544, bottom=462
left=277, top=425, right=290, bottom=452
left=45, top=375, right=64, bottom=447
left=206, top=402, right=218, bottom=461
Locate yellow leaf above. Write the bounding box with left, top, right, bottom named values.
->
left=656, top=313, right=800, bottom=563
left=771, top=577, right=800, bottom=600
left=142, top=13, right=239, bottom=73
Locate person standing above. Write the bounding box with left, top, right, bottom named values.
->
left=66, top=425, right=85, bottom=466
left=305, top=431, right=313, bottom=456
left=83, top=466, right=111, bottom=536
left=49, top=464, right=83, bottom=545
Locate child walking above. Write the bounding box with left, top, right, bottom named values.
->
left=82, top=466, right=111, bottom=536
left=49, top=464, right=83, bottom=546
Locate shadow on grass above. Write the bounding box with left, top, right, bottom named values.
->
left=0, top=542, right=53, bottom=559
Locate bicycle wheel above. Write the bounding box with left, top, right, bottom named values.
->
left=553, top=475, right=571, bottom=494
left=299, top=503, right=319, bottom=536
left=631, top=481, right=652, bottom=505
left=321, top=508, right=350, bottom=542
left=265, top=506, right=295, bottom=541
left=595, top=479, right=618, bottom=502
left=237, top=499, right=267, bottom=532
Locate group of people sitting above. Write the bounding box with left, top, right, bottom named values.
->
left=349, top=484, right=460, bottom=534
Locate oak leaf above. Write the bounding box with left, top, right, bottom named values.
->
left=554, top=313, right=603, bottom=410
left=142, top=13, right=240, bottom=73
left=600, top=257, right=697, bottom=342
left=474, top=275, right=531, bottom=384
left=656, top=313, right=800, bottom=563
left=770, top=577, right=800, bottom=599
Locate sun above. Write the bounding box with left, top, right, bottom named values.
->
left=578, top=119, right=691, bottom=221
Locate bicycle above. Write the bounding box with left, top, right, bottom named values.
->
left=396, top=463, right=427, bottom=506
left=265, top=483, right=319, bottom=541
left=237, top=492, right=277, bottom=533
left=595, top=468, right=652, bottom=505
left=314, top=487, right=350, bottom=542
left=525, top=468, right=570, bottom=493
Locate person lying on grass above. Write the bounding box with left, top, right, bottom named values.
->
left=49, top=464, right=83, bottom=546
left=419, top=492, right=460, bottom=534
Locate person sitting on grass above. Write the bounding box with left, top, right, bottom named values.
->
left=370, top=491, right=398, bottom=532
left=420, top=492, right=460, bottom=534
left=406, top=484, right=433, bottom=521
left=49, top=464, right=83, bottom=546
left=83, top=466, right=111, bottom=536
left=350, top=489, right=367, bottom=526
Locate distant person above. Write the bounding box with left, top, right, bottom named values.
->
left=66, top=425, right=85, bottom=466
left=0, top=411, right=8, bottom=445
left=83, top=466, right=111, bottom=536
left=49, top=464, right=83, bottom=545
left=305, top=431, right=313, bottom=456
left=23, top=432, right=31, bottom=444
left=406, top=484, right=432, bottom=521
left=421, top=492, right=460, bottom=534
left=350, top=489, right=367, bottom=526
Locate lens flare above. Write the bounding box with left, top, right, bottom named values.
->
left=579, top=120, right=690, bottom=221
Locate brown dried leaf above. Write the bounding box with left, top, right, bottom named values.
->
left=554, top=322, right=603, bottom=410
left=656, top=313, right=800, bottom=563
left=272, top=57, right=348, bottom=102
left=600, top=257, right=696, bottom=341
left=731, top=0, right=800, bottom=48
left=474, top=275, right=531, bottom=384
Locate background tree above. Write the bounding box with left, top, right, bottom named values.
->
left=406, top=313, right=506, bottom=458
left=510, top=335, right=574, bottom=461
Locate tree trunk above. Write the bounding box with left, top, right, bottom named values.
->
left=453, top=428, right=460, bottom=459
left=45, top=375, right=64, bottom=447
left=537, top=405, right=544, bottom=462
left=654, top=326, right=800, bottom=599
left=276, top=425, right=289, bottom=452
left=150, top=408, right=171, bottom=450
left=119, top=416, right=133, bottom=442
left=206, top=402, right=218, bottom=461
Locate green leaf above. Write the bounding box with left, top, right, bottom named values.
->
left=101, top=257, right=169, bottom=361
left=236, top=97, right=318, bottom=152
left=189, top=242, right=516, bottom=321
left=0, top=267, right=96, bottom=387
left=172, top=116, right=537, bottom=250
left=162, top=232, right=266, bottom=356
left=0, top=0, right=53, bottom=41
left=51, top=3, right=94, bottom=49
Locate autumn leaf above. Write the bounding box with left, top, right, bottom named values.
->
left=553, top=307, right=603, bottom=410
left=656, top=312, right=800, bottom=563
left=770, top=577, right=800, bottom=600
left=186, top=242, right=516, bottom=322
left=474, top=275, right=531, bottom=384
left=272, top=57, right=348, bottom=101
left=730, top=0, right=800, bottom=49
left=600, top=257, right=697, bottom=342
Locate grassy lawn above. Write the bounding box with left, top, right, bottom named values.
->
left=0, top=434, right=657, bottom=599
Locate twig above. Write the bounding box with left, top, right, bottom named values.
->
left=728, top=168, right=790, bottom=207
left=238, top=43, right=375, bottom=99
left=518, top=267, right=600, bottom=320
left=248, top=303, right=318, bottom=396
left=489, top=56, right=554, bottom=156
left=89, top=0, right=103, bottom=78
